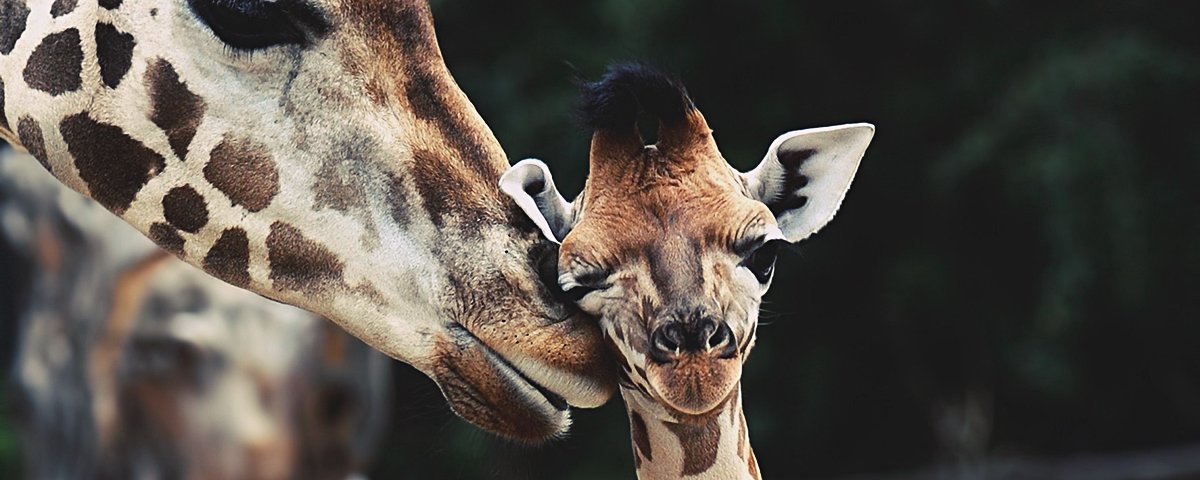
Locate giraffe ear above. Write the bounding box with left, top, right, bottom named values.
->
left=500, top=159, right=576, bottom=243
left=742, top=123, right=875, bottom=242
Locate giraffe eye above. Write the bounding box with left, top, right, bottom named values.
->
left=563, top=285, right=598, bottom=303
left=743, top=240, right=782, bottom=283
left=535, top=244, right=603, bottom=304
left=187, top=0, right=330, bottom=51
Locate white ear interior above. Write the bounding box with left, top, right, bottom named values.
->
left=499, top=158, right=575, bottom=243
left=743, top=123, right=875, bottom=242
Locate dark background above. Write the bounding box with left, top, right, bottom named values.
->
left=4, top=0, right=1200, bottom=478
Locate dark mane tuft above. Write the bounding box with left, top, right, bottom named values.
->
left=575, top=62, right=694, bottom=132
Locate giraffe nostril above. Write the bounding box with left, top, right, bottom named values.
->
left=707, top=322, right=730, bottom=349
left=708, top=322, right=738, bottom=358
left=654, top=325, right=682, bottom=353
left=649, top=318, right=735, bottom=362
left=649, top=324, right=682, bottom=363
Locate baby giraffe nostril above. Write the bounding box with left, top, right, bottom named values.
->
left=654, top=324, right=683, bottom=353
left=707, top=322, right=730, bottom=349
left=649, top=318, right=736, bottom=363
left=708, top=322, right=738, bottom=358
left=648, top=325, right=681, bottom=364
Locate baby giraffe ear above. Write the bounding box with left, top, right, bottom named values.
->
left=500, top=159, right=576, bottom=243
left=742, top=123, right=875, bottom=242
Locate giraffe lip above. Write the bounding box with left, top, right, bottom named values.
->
left=451, top=323, right=571, bottom=411
left=492, top=352, right=569, bottom=411
left=526, top=375, right=570, bottom=411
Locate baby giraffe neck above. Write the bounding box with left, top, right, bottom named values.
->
left=621, top=386, right=760, bottom=480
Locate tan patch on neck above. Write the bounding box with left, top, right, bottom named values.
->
left=662, top=416, right=721, bottom=476
left=630, top=411, right=653, bottom=467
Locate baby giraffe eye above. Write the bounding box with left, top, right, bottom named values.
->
left=535, top=246, right=606, bottom=303
left=188, top=0, right=330, bottom=51
left=563, top=285, right=598, bottom=303
left=558, top=271, right=611, bottom=303
left=743, top=240, right=782, bottom=283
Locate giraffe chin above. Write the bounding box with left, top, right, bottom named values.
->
left=646, top=354, right=743, bottom=416
left=426, top=326, right=579, bottom=443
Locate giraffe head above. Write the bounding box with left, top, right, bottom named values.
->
left=502, top=64, right=874, bottom=416
left=1, top=0, right=615, bottom=441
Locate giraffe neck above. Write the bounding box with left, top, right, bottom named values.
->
left=621, top=386, right=760, bottom=479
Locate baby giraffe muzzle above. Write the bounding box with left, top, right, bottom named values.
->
left=647, top=305, right=741, bottom=415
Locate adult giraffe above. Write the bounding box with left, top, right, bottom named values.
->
left=0, top=0, right=615, bottom=441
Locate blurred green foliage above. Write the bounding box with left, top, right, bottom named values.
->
left=0, top=386, right=19, bottom=478
left=4, top=0, right=1200, bottom=478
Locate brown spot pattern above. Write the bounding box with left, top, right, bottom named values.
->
left=344, top=0, right=506, bottom=176
left=23, top=28, right=83, bottom=95
left=147, top=59, right=204, bottom=159
left=312, top=158, right=362, bottom=213
left=309, top=139, right=383, bottom=241
left=385, top=172, right=411, bottom=226
left=204, top=136, right=278, bottom=212
left=203, top=227, right=250, bottom=287
left=410, top=147, right=496, bottom=230
left=16, top=117, right=49, bottom=172
left=664, top=418, right=722, bottom=476
left=148, top=222, right=185, bottom=256
left=162, top=185, right=208, bottom=233
left=736, top=412, right=748, bottom=461
left=404, top=67, right=503, bottom=181
left=50, top=0, right=77, bottom=17
left=60, top=113, right=165, bottom=213
left=0, top=77, right=7, bottom=130
left=0, top=0, right=29, bottom=55
left=630, top=411, right=653, bottom=463
left=95, top=23, right=135, bottom=89
left=266, top=222, right=345, bottom=295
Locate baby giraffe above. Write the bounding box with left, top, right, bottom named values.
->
left=501, top=64, right=874, bottom=479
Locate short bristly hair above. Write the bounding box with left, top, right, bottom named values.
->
left=576, top=62, right=696, bottom=132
